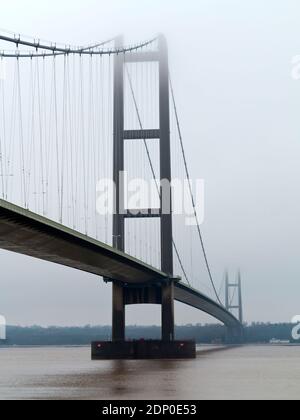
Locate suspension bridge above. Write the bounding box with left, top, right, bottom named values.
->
left=0, top=30, right=243, bottom=358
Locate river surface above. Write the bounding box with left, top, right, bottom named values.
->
left=0, top=345, right=299, bottom=400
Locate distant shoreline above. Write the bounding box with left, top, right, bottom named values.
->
left=1, top=323, right=299, bottom=346
left=1, top=343, right=300, bottom=349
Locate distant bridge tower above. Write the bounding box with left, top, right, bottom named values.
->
left=225, top=271, right=243, bottom=324
left=111, top=34, right=175, bottom=343
left=225, top=271, right=244, bottom=342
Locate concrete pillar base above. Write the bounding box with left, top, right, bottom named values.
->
left=92, top=340, right=196, bottom=360
left=161, top=282, right=175, bottom=342
left=112, top=283, right=125, bottom=342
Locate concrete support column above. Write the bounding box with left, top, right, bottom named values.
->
left=158, top=35, right=173, bottom=277
left=112, top=283, right=125, bottom=342
left=161, top=281, right=175, bottom=342
left=112, top=36, right=125, bottom=344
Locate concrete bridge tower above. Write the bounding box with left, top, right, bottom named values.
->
left=225, top=271, right=244, bottom=343
left=111, top=34, right=176, bottom=345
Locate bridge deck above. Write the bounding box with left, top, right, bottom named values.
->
left=174, top=283, right=240, bottom=328
left=0, top=199, right=240, bottom=328
left=0, top=200, right=167, bottom=285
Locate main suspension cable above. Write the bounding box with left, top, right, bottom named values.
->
left=0, top=32, right=158, bottom=58
left=125, top=65, right=191, bottom=286
left=169, top=76, right=223, bottom=305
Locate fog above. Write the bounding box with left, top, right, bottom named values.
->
left=0, top=0, right=299, bottom=326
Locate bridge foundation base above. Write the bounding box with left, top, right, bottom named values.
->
left=91, top=340, right=196, bottom=360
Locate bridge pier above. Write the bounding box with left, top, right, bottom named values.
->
left=92, top=279, right=196, bottom=359
left=112, top=283, right=125, bottom=342
left=161, top=282, right=175, bottom=342
left=112, top=280, right=176, bottom=343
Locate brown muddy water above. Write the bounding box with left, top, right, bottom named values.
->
left=0, top=345, right=299, bottom=400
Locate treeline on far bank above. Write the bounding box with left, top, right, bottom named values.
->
left=0, top=323, right=298, bottom=346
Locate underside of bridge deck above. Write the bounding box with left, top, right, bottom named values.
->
left=0, top=199, right=168, bottom=286
left=0, top=199, right=241, bottom=332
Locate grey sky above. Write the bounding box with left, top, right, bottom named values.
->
left=0, top=0, right=299, bottom=326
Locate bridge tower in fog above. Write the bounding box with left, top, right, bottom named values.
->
left=225, top=271, right=244, bottom=342
left=225, top=271, right=243, bottom=324
left=111, top=34, right=176, bottom=343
